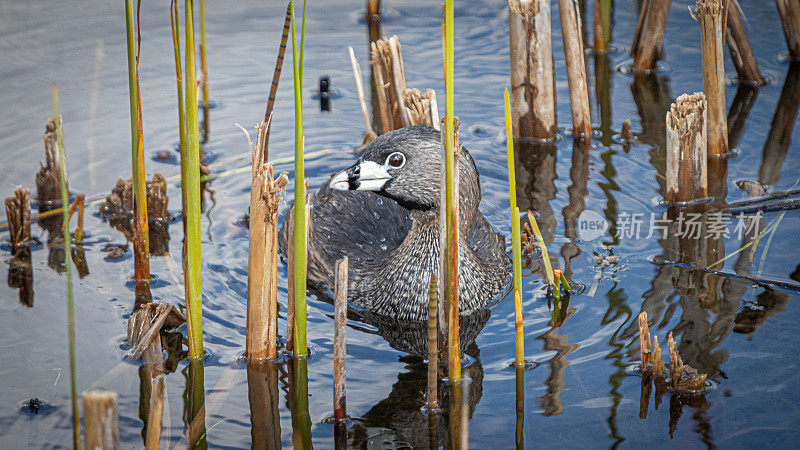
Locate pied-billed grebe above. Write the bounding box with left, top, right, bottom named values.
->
left=280, top=125, right=509, bottom=321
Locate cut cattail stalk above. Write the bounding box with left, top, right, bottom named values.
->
left=371, top=36, right=410, bottom=131
left=776, top=0, right=800, bottom=59
left=246, top=121, right=289, bottom=361
left=514, top=289, right=525, bottom=365
left=348, top=46, right=377, bottom=143
left=631, top=0, right=672, bottom=72
left=145, top=375, right=165, bottom=449
left=403, top=88, right=441, bottom=128
left=508, top=0, right=557, bottom=140
left=697, top=0, right=729, bottom=157
left=333, top=257, right=348, bottom=422
left=665, top=93, right=708, bottom=203
left=82, top=391, right=119, bottom=450
left=557, top=0, right=592, bottom=140
left=621, top=120, right=632, bottom=139
left=36, top=120, right=64, bottom=203
left=426, top=275, right=439, bottom=411
left=726, top=0, right=765, bottom=86
left=5, top=187, right=31, bottom=248
left=638, top=312, right=652, bottom=369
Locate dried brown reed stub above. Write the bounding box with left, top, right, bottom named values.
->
left=631, top=0, right=672, bottom=72
left=652, top=335, right=664, bottom=376
left=697, top=0, right=729, bottom=157
left=370, top=36, right=412, bottom=132
left=621, top=120, right=633, bottom=140
left=557, top=0, right=592, bottom=140
left=427, top=275, right=439, bottom=412
left=99, top=173, right=171, bottom=255
left=5, top=187, right=31, bottom=248
left=403, top=88, right=440, bottom=129
left=348, top=46, right=378, bottom=145
left=127, top=301, right=186, bottom=361
left=246, top=121, right=289, bottom=361
left=726, top=0, right=765, bottom=86
left=82, top=390, right=119, bottom=450
left=638, top=312, right=652, bottom=369
left=776, top=0, right=800, bottom=59
left=665, top=92, right=708, bottom=203
left=36, top=119, right=65, bottom=203
left=667, top=332, right=707, bottom=391
left=509, top=0, right=557, bottom=140
left=333, top=257, right=348, bottom=422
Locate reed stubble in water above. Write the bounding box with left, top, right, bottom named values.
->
left=5, top=187, right=31, bottom=247
left=631, top=0, right=672, bottom=72
left=557, top=0, right=591, bottom=140
left=82, top=391, right=119, bottom=449
left=666, top=93, right=708, bottom=203
left=333, top=257, right=348, bottom=450
left=246, top=120, right=288, bottom=360
left=697, top=0, right=728, bottom=157
left=726, top=0, right=765, bottom=86
left=508, top=0, right=556, bottom=140
left=349, top=46, right=378, bottom=142
left=776, top=0, right=800, bottom=59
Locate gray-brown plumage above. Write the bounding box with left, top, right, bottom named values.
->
left=279, top=125, right=510, bottom=321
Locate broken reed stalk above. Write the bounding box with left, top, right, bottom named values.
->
left=667, top=332, right=707, bottom=390
left=403, top=88, right=441, bottom=129
left=697, top=0, right=728, bottom=157
left=557, top=0, right=592, bottom=140
left=124, top=0, right=150, bottom=285
left=666, top=92, right=708, bottom=203
left=82, top=391, right=119, bottom=450
left=427, top=275, right=439, bottom=411
left=266, top=3, right=292, bottom=123
left=526, top=211, right=554, bottom=286
left=184, top=0, right=204, bottom=359
left=370, top=36, right=410, bottom=130
left=51, top=84, right=80, bottom=450
left=333, top=257, right=348, bottom=422
left=5, top=187, right=31, bottom=247
left=726, top=0, right=765, bottom=86
left=638, top=312, right=651, bottom=369
left=145, top=375, right=165, bottom=449
left=290, top=0, right=309, bottom=358
left=594, top=0, right=611, bottom=52
left=776, top=0, right=800, bottom=59
left=508, top=0, right=556, bottom=141
left=246, top=121, right=288, bottom=360
left=631, top=0, right=672, bottom=72
left=349, top=46, right=377, bottom=142
left=443, top=0, right=461, bottom=383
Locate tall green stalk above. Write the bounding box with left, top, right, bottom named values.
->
left=51, top=83, right=80, bottom=449
left=504, top=88, right=521, bottom=295
left=443, top=0, right=460, bottom=382
left=171, top=0, right=187, bottom=212
left=198, top=0, right=209, bottom=107
left=124, top=0, right=150, bottom=285
left=291, top=0, right=308, bottom=358
left=184, top=0, right=204, bottom=359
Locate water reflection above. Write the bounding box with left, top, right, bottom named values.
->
left=631, top=74, right=672, bottom=198
left=760, top=62, right=800, bottom=186
left=537, top=296, right=578, bottom=416
left=247, top=360, right=282, bottom=449
left=515, top=141, right=558, bottom=247
left=8, top=245, right=33, bottom=307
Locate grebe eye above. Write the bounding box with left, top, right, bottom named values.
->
left=387, top=152, right=405, bottom=168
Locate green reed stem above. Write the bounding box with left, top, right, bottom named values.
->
left=291, top=0, right=308, bottom=357
left=443, top=0, right=460, bottom=383
left=51, top=83, right=80, bottom=450
left=199, top=0, right=209, bottom=108
left=504, top=88, right=521, bottom=295
left=526, top=210, right=554, bottom=287
left=171, top=0, right=187, bottom=211
left=184, top=0, right=204, bottom=359
left=125, top=0, right=150, bottom=280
